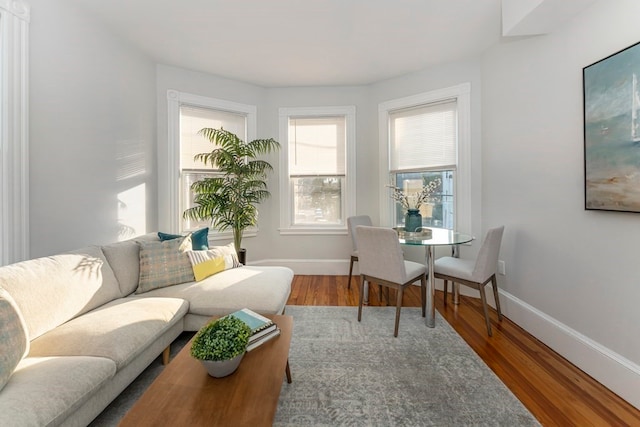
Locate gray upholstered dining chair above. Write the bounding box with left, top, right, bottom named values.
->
left=433, top=226, right=505, bottom=336
left=355, top=225, right=426, bottom=337
left=347, top=215, right=373, bottom=290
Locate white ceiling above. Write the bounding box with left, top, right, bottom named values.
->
left=66, top=0, right=595, bottom=88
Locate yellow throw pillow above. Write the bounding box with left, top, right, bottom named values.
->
left=186, top=244, right=240, bottom=281
left=189, top=254, right=226, bottom=281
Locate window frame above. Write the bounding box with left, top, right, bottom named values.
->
left=166, top=90, right=257, bottom=240
left=278, top=106, right=356, bottom=235
left=378, top=83, right=472, bottom=233
left=0, top=0, right=29, bottom=265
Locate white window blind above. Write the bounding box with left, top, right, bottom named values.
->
left=180, top=105, right=246, bottom=170
left=389, top=99, right=457, bottom=172
left=288, top=116, right=346, bottom=176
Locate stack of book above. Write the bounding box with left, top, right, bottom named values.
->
left=229, top=308, right=281, bottom=352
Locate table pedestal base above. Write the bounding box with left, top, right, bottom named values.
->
left=426, top=246, right=435, bottom=328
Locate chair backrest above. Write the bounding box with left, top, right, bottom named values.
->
left=347, top=215, right=373, bottom=251
left=355, top=225, right=406, bottom=284
left=471, top=226, right=505, bottom=282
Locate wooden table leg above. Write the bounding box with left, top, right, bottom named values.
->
left=285, top=359, right=292, bottom=383
left=162, top=346, right=171, bottom=365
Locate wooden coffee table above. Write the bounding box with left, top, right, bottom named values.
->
left=119, top=315, right=292, bottom=427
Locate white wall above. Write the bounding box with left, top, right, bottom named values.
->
left=156, top=65, right=372, bottom=270
left=155, top=64, right=267, bottom=239
left=29, top=0, right=156, bottom=257
left=155, top=63, right=479, bottom=270
left=260, top=86, right=371, bottom=267
left=482, top=0, right=640, bottom=408
left=369, top=59, right=484, bottom=264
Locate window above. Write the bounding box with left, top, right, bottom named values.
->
left=0, top=1, right=29, bottom=265
left=279, top=106, right=356, bottom=234
left=390, top=100, right=457, bottom=229
left=180, top=105, right=247, bottom=231
left=166, top=91, right=256, bottom=238
left=379, top=84, right=471, bottom=232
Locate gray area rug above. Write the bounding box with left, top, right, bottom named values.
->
left=274, top=306, right=539, bottom=426
left=91, top=306, right=540, bottom=426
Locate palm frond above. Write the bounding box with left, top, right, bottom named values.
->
left=185, top=127, right=280, bottom=250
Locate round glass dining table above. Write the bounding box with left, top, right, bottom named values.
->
left=399, top=227, right=474, bottom=328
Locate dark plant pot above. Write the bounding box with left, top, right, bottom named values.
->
left=238, top=248, right=247, bottom=265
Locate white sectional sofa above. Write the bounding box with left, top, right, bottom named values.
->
left=0, top=233, right=293, bottom=427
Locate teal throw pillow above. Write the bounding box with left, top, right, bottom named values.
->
left=158, top=227, right=209, bottom=250
left=157, top=231, right=181, bottom=241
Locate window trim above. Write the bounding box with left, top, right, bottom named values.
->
left=166, top=90, right=257, bottom=240
left=378, top=83, right=471, bottom=233
left=0, top=0, right=29, bottom=265
left=278, top=105, right=356, bottom=235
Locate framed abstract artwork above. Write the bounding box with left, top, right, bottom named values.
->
left=583, top=40, right=640, bottom=212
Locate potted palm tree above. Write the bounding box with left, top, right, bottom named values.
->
left=183, top=128, right=280, bottom=263
left=190, top=316, right=252, bottom=378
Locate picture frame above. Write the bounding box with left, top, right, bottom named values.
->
left=583, top=40, right=640, bottom=213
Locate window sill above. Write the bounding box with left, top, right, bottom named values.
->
left=206, top=229, right=258, bottom=243
left=279, top=227, right=347, bottom=236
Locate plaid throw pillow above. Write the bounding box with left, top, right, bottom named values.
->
left=136, top=236, right=194, bottom=293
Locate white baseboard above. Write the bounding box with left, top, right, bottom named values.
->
left=250, top=258, right=640, bottom=410
left=499, top=289, right=640, bottom=410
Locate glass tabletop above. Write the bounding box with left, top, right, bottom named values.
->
left=397, top=227, right=474, bottom=246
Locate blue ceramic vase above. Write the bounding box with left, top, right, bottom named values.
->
left=404, top=209, right=422, bottom=232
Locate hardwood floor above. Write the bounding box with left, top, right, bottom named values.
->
left=287, top=275, right=640, bottom=427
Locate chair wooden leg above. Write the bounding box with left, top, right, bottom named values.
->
left=394, top=287, right=404, bottom=337
left=348, top=257, right=355, bottom=289
left=420, top=276, right=427, bottom=317
left=454, top=282, right=461, bottom=305
left=491, top=275, right=503, bottom=321
left=478, top=286, right=493, bottom=336
left=443, top=279, right=448, bottom=305
left=358, top=277, right=365, bottom=322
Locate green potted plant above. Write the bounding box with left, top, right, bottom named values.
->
left=190, top=315, right=252, bottom=378
left=183, top=127, right=280, bottom=264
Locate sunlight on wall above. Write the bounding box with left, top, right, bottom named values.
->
left=116, top=137, right=148, bottom=241
left=118, top=184, right=146, bottom=241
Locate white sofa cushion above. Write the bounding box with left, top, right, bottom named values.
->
left=28, top=297, right=188, bottom=370
left=0, top=356, right=116, bottom=427
left=0, top=287, right=29, bottom=392
left=101, top=240, right=141, bottom=296
left=138, top=266, right=293, bottom=318
left=101, top=233, right=160, bottom=297
left=0, top=246, right=122, bottom=340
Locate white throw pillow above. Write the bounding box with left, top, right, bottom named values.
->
left=0, top=287, right=29, bottom=392
left=186, top=243, right=241, bottom=282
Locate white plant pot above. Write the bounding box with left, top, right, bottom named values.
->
left=200, top=353, right=245, bottom=378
